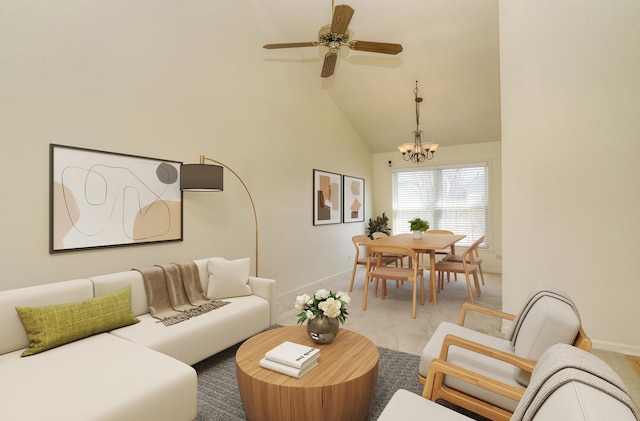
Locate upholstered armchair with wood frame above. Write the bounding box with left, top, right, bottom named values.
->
left=417, top=286, right=591, bottom=421
left=378, top=343, right=638, bottom=421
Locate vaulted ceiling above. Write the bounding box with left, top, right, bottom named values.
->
left=255, top=0, right=501, bottom=153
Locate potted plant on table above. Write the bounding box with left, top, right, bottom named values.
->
left=408, top=217, right=429, bottom=239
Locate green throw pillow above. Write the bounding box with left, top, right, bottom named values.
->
left=16, top=285, right=140, bottom=357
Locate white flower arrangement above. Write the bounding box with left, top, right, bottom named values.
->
left=295, top=289, right=350, bottom=325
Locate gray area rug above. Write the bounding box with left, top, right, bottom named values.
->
left=193, top=338, right=488, bottom=420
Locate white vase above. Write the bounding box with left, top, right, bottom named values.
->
left=413, top=230, right=423, bottom=239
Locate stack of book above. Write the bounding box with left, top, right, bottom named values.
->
left=259, top=341, right=320, bottom=378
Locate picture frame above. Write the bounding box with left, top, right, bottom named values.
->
left=50, top=144, right=183, bottom=253
left=342, top=175, right=365, bottom=223
left=313, top=169, right=342, bottom=225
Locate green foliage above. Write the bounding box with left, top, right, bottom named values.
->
left=366, top=212, right=391, bottom=239
left=408, top=217, right=429, bottom=232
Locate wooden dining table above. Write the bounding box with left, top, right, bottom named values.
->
left=365, top=233, right=466, bottom=305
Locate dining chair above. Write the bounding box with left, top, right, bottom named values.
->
left=425, top=229, right=457, bottom=282
left=349, top=235, right=398, bottom=293
left=363, top=244, right=424, bottom=318
left=371, top=231, right=405, bottom=268
left=442, top=237, right=486, bottom=286
left=417, top=285, right=591, bottom=421
left=434, top=235, right=485, bottom=303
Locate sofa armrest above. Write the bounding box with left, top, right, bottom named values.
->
left=248, top=276, right=276, bottom=325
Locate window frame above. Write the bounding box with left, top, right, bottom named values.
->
left=391, top=162, right=490, bottom=248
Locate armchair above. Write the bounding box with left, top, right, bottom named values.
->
left=378, top=344, right=638, bottom=421
left=418, top=286, right=591, bottom=420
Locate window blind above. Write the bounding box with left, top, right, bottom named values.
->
left=392, top=163, right=489, bottom=247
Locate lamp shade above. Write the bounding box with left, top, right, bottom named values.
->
left=180, top=164, right=224, bottom=191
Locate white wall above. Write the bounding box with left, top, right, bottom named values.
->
left=0, top=0, right=372, bottom=295
left=500, top=1, right=640, bottom=354
left=373, top=142, right=502, bottom=273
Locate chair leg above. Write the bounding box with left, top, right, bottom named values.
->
left=420, top=272, right=425, bottom=305
left=349, top=262, right=358, bottom=292
left=473, top=272, right=481, bottom=296
left=411, top=280, right=417, bottom=318
left=363, top=273, right=371, bottom=311
left=464, top=271, right=475, bottom=304
left=478, top=263, right=485, bottom=285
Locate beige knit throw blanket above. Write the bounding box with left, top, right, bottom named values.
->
left=511, top=343, right=640, bottom=421
left=134, top=262, right=229, bottom=326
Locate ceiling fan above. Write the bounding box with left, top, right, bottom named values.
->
left=263, top=3, right=403, bottom=78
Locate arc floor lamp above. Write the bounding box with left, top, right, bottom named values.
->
left=180, top=155, right=259, bottom=277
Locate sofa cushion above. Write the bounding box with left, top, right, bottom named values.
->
left=110, top=295, right=270, bottom=365
left=0, top=279, right=94, bottom=355
left=377, top=389, right=473, bottom=421
left=16, top=285, right=139, bottom=356
left=0, top=333, right=197, bottom=421
left=207, top=257, right=252, bottom=299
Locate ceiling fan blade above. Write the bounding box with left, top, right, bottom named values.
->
left=321, top=52, right=338, bottom=78
left=263, top=42, right=319, bottom=49
left=349, top=41, right=404, bottom=55
left=330, top=5, right=354, bottom=35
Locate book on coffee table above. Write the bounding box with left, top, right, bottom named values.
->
left=264, top=341, right=320, bottom=369
left=259, top=357, right=318, bottom=378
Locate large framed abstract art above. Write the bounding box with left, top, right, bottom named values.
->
left=313, top=169, right=342, bottom=225
left=50, top=144, right=183, bottom=253
left=342, top=175, right=365, bottom=223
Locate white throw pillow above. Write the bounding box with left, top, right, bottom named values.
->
left=207, top=257, right=252, bottom=299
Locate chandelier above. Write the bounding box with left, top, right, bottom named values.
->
left=398, top=81, right=439, bottom=163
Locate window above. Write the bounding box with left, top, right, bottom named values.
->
left=392, top=163, right=489, bottom=248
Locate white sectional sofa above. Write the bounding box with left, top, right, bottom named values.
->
left=0, top=257, right=275, bottom=421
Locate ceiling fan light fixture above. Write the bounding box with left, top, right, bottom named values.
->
left=262, top=4, right=402, bottom=78
left=399, top=81, right=438, bottom=163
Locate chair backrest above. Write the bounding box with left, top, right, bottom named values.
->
left=367, top=245, right=417, bottom=267
left=512, top=344, right=639, bottom=421
left=352, top=235, right=370, bottom=260
left=461, top=235, right=485, bottom=264
left=511, top=289, right=582, bottom=386
left=371, top=231, right=388, bottom=239
left=425, top=230, right=454, bottom=235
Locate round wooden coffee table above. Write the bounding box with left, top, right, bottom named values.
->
left=236, top=326, right=379, bottom=421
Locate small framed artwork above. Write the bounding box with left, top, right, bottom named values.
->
left=313, top=169, right=342, bottom=225
left=343, top=175, right=365, bottom=223
left=50, top=144, right=183, bottom=253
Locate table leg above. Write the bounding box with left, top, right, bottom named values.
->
left=430, top=250, right=437, bottom=305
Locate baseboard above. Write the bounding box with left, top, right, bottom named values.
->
left=276, top=269, right=352, bottom=301
left=591, top=339, right=640, bottom=357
